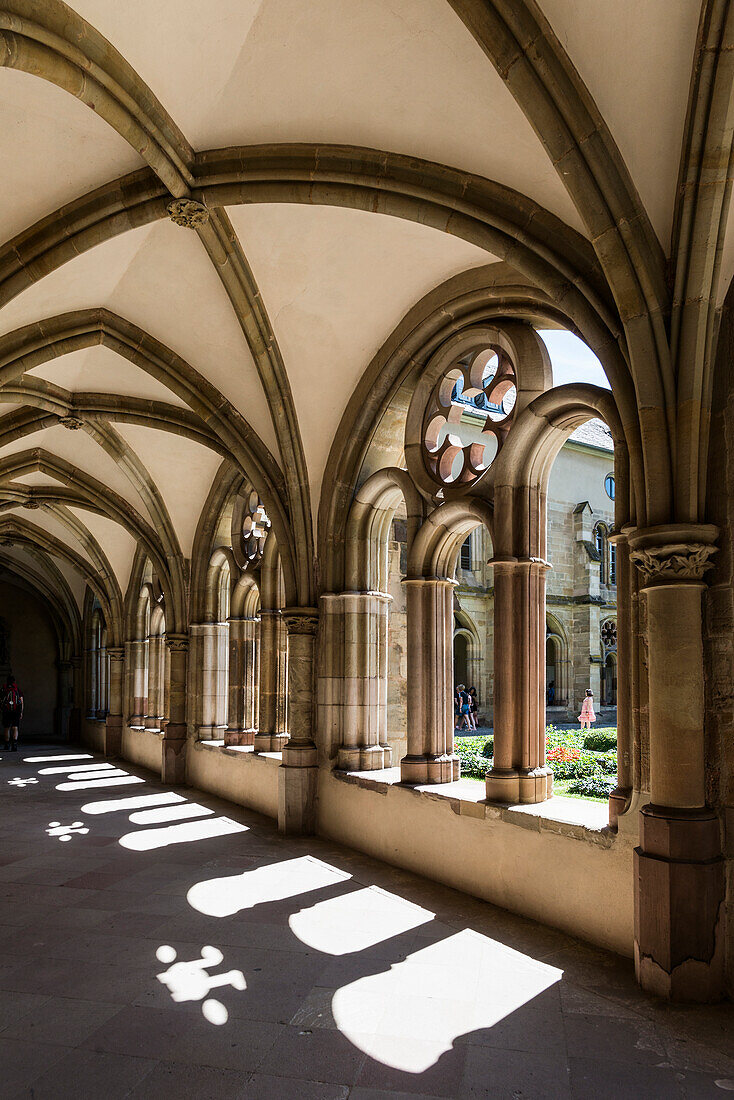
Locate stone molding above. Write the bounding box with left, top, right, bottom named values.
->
left=282, top=609, right=319, bottom=636
left=107, top=647, right=125, bottom=662
left=165, top=633, right=189, bottom=651
left=167, top=198, right=209, bottom=228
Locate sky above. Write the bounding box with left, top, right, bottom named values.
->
left=537, top=329, right=611, bottom=390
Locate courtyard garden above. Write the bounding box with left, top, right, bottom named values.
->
left=455, top=724, right=617, bottom=802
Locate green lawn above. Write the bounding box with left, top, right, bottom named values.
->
left=454, top=725, right=617, bottom=803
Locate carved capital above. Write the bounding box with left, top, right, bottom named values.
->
left=283, top=609, right=319, bottom=636
left=59, top=415, right=83, bottom=430
left=22, top=500, right=40, bottom=510
left=628, top=524, right=718, bottom=585
left=630, top=543, right=717, bottom=583
left=165, top=633, right=189, bottom=652
left=167, top=198, right=209, bottom=228
left=107, top=647, right=125, bottom=662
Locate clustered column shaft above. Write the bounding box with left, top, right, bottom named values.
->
left=400, top=578, right=459, bottom=784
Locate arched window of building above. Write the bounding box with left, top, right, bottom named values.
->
left=601, top=620, right=618, bottom=706
left=609, top=542, right=617, bottom=586
left=89, top=605, right=108, bottom=718
left=460, top=535, right=472, bottom=570
left=594, top=523, right=607, bottom=583
left=545, top=616, right=569, bottom=708
left=146, top=602, right=166, bottom=733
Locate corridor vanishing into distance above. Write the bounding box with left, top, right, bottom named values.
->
left=0, top=746, right=733, bottom=1099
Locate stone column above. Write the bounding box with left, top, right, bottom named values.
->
left=628, top=525, right=724, bottom=1002
left=328, top=591, right=392, bottom=771
left=608, top=530, right=633, bottom=827
left=278, top=609, right=318, bottom=834
left=193, top=623, right=221, bottom=740
left=485, top=558, right=552, bottom=804
left=56, top=659, right=73, bottom=741
left=129, top=637, right=147, bottom=728
left=254, top=609, right=287, bottom=752
left=68, top=657, right=82, bottom=740
left=145, top=635, right=162, bottom=732
left=104, top=646, right=125, bottom=758
left=225, top=616, right=258, bottom=746
left=162, top=633, right=188, bottom=785
left=400, top=578, right=459, bottom=784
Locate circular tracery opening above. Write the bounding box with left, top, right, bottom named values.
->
left=242, top=491, right=271, bottom=565
left=421, top=345, right=517, bottom=488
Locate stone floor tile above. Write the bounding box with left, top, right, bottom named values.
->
left=127, top=1060, right=249, bottom=1099
left=15, top=1047, right=157, bottom=1099
left=563, top=1010, right=668, bottom=1066
left=242, top=1074, right=350, bottom=1099
left=569, top=1055, right=681, bottom=1099
left=258, top=1024, right=367, bottom=1084
left=462, top=1046, right=571, bottom=1098
left=82, top=1004, right=279, bottom=1072
left=0, top=1036, right=68, bottom=1094
left=1, top=995, right=121, bottom=1046
left=0, top=990, right=49, bottom=1032
left=354, top=1040, right=466, bottom=1097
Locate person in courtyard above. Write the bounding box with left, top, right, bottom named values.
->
left=578, top=688, right=595, bottom=731
left=2, top=674, right=23, bottom=751
left=456, top=684, right=473, bottom=731
left=468, top=686, right=478, bottom=729
left=547, top=681, right=555, bottom=705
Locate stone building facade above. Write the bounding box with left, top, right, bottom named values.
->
left=387, top=417, right=617, bottom=735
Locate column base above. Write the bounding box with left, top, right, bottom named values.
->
left=161, top=730, right=187, bottom=785
left=224, top=728, right=256, bottom=747
left=400, top=753, right=460, bottom=784
left=337, top=744, right=390, bottom=771
left=278, top=760, right=317, bottom=835
left=198, top=725, right=227, bottom=741
left=485, top=767, right=552, bottom=804
left=254, top=732, right=289, bottom=752
left=608, top=785, right=633, bottom=830
left=635, top=805, right=724, bottom=1002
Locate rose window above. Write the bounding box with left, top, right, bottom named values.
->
left=601, top=620, right=617, bottom=649
left=422, top=346, right=517, bottom=487
left=242, top=491, right=271, bottom=565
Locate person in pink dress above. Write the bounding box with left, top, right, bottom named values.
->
left=578, top=689, right=596, bottom=731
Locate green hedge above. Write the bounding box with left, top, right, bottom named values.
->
left=583, top=729, right=617, bottom=752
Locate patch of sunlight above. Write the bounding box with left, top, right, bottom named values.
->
left=57, top=775, right=145, bottom=791
left=39, top=763, right=116, bottom=775
left=119, top=816, right=247, bottom=851
left=155, top=944, right=245, bottom=1027
left=82, top=792, right=185, bottom=815
left=65, top=767, right=129, bottom=781
left=332, top=928, right=563, bottom=1073
left=129, top=803, right=213, bottom=826
left=289, top=886, right=433, bottom=955
left=188, top=855, right=351, bottom=918
left=24, top=753, right=93, bottom=763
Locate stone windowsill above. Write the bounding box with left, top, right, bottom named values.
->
left=195, top=739, right=282, bottom=763
left=128, top=725, right=164, bottom=737
left=334, top=766, right=614, bottom=847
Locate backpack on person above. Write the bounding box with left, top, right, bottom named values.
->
left=2, top=683, right=20, bottom=710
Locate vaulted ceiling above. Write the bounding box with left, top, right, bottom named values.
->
left=0, top=0, right=728, bottom=633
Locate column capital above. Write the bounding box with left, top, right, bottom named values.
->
left=628, top=524, right=718, bottom=585
left=165, top=632, right=189, bottom=652
left=258, top=608, right=282, bottom=619
left=107, top=646, right=125, bottom=662
left=282, top=608, right=319, bottom=635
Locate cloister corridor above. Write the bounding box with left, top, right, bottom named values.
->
left=0, top=746, right=731, bottom=1098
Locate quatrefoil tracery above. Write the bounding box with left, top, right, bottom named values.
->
left=422, top=346, right=517, bottom=488
left=242, top=491, right=271, bottom=565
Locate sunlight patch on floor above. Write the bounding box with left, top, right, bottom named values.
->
left=81, top=791, right=186, bottom=815
left=332, top=928, right=563, bottom=1073
left=128, top=802, right=214, bottom=825
left=188, top=855, right=351, bottom=917
left=289, top=885, right=434, bottom=955
left=119, top=815, right=248, bottom=850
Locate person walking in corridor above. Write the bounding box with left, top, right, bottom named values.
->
left=2, top=675, right=23, bottom=751
left=578, top=688, right=595, bottom=732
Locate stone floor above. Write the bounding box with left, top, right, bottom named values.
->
left=0, top=745, right=733, bottom=1098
